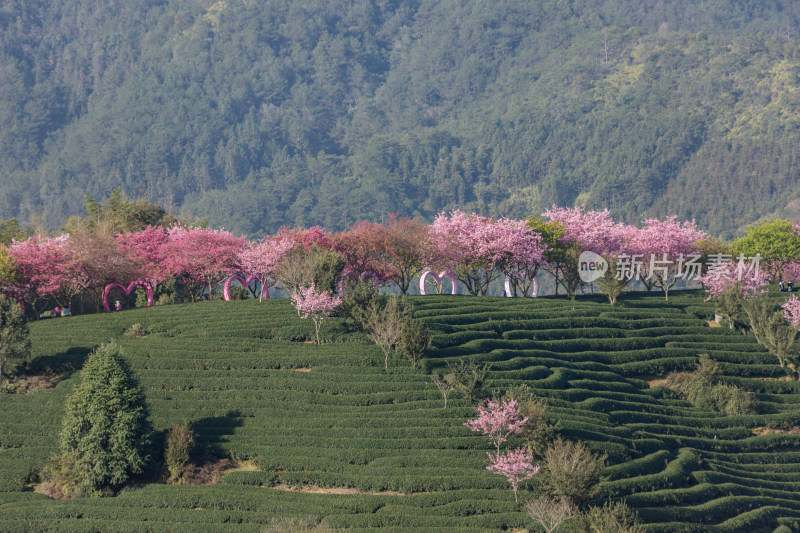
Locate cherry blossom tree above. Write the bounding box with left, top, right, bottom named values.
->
left=541, top=206, right=625, bottom=298
left=429, top=211, right=545, bottom=296
left=332, top=222, right=395, bottom=287
left=783, top=296, right=800, bottom=330
left=381, top=214, right=432, bottom=294
left=290, top=282, right=342, bottom=344
left=626, top=216, right=706, bottom=300
left=486, top=447, right=540, bottom=503
left=69, top=230, right=142, bottom=310
left=464, top=398, right=529, bottom=452
left=161, top=227, right=246, bottom=300
left=699, top=260, right=769, bottom=329
left=10, top=235, right=84, bottom=313
left=275, top=226, right=333, bottom=252
left=238, top=237, right=294, bottom=300
left=115, top=225, right=170, bottom=285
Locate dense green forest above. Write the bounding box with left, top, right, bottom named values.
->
left=2, top=0, right=800, bottom=238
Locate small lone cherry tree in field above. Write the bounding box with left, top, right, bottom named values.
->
left=290, top=283, right=341, bottom=345
left=487, top=447, right=540, bottom=503
left=465, top=398, right=540, bottom=502
left=464, top=398, right=528, bottom=452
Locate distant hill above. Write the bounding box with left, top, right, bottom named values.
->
left=2, top=0, right=800, bottom=238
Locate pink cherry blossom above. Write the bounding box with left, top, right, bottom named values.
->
left=624, top=216, right=706, bottom=299
left=115, top=225, right=170, bottom=285
left=428, top=211, right=546, bottom=296
left=238, top=236, right=294, bottom=299
left=542, top=206, right=623, bottom=255
left=464, top=398, right=529, bottom=452
left=783, top=296, right=800, bottom=330
left=699, top=260, right=769, bottom=301
left=160, top=226, right=246, bottom=299
left=486, top=447, right=540, bottom=502
left=290, top=282, right=342, bottom=344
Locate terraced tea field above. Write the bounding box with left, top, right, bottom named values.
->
left=1, top=291, right=799, bottom=531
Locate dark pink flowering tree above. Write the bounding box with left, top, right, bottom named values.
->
left=275, top=226, right=333, bottom=252
left=161, top=227, right=246, bottom=300
left=115, top=225, right=170, bottom=285
left=486, top=447, right=540, bottom=502
left=464, top=398, right=529, bottom=452
left=10, top=235, right=84, bottom=314
left=332, top=222, right=396, bottom=287
left=290, top=282, right=342, bottom=344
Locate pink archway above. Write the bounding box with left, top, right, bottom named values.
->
left=419, top=270, right=459, bottom=295
left=223, top=275, right=269, bottom=300
left=504, top=271, right=539, bottom=298
left=103, top=280, right=154, bottom=311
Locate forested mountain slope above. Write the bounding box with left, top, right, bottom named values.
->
left=2, top=0, right=800, bottom=237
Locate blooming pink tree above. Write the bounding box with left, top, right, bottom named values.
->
left=464, top=398, right=528, bottom=452
left=275, top=226, right=333, bottom=252
left=332, top=222, right=396, bottom=287
left=428, top=211, right=545, bottom=296
left=699, top=259, right=769, bottom=328
left=161, top=227, right=246, bottom=300
left=699, top=260, right=769, bottom=301
left=487, top=447, right=540, bottom=502
left=626, top=216, right=706, bottom=300
left=115, top=225, right=170, bottom=285
left=541, top=206, right=626, bottom=298
left=238, top=237, right=294, bottom=300
left=290, top=282, right=342, bottom=344
left=10, top=235, right=85, bottom=314
left=783, top=296, right=800, bottom=330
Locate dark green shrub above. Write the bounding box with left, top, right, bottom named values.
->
left=59, top=341, right=152, bottom=494
left=397, top=318, right=431, bottom=368
left=165, top=423, right=194, bottom=484
left=447, top=360, right=490, bottom=403
left=574, top=500, right=640, bottom=532
left=501, top=384, right=555, bottom=457
left=543, top=437, right=607, bottom=505
left=0, top=296, right=30, bottom=388
left=671, top=354, right=759, bottom=415
left=338, top=279, right=382, bottom=331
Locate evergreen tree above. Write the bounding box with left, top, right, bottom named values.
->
left=60, top=341, right=151, bottom=493
left=0, top=297, right=30, bottom=388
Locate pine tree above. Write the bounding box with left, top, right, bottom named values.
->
left=60, top=341, right=151, bottom=493
left=0, top=296, right=30, bottom=388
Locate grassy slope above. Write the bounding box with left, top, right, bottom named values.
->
left=0, top=292, right=799, bottom=531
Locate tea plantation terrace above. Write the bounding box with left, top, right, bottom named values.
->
left=0, top=292, right=799, bottom=531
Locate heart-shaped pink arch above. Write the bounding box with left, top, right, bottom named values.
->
left=223, top=275, right=269, bottom=300
left=419, top=270, right=459, bottom=295
left=504, top=271, right=539, bottom=297
left=103, top=280, right=154, bottom=311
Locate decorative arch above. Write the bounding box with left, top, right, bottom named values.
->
left=504, top=271, right=539, bottom=298
left=103, top=280, right=154, bottom=311
left=223, top=275, right=269, bottom=301
left=419, top=270, right=459, bottom=295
